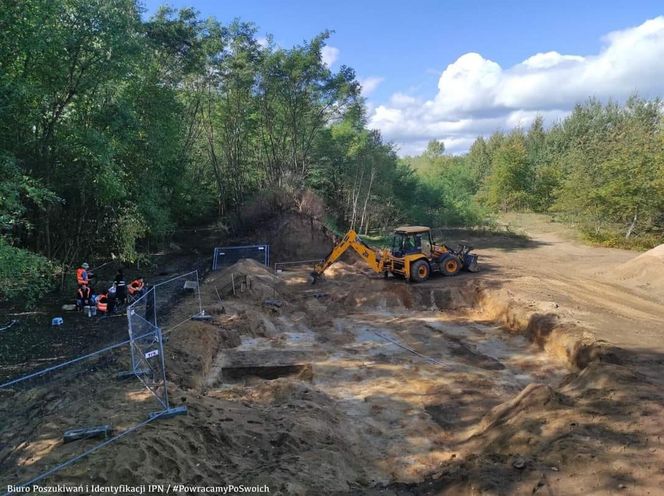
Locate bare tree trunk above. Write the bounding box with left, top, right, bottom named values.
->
left=626, top=208, right=638, bottom=239
left=204, top=90, right=225, bottom=211
left=350, top=165, right=365, bottom=231
left=359, top=166, right=375, bottom=234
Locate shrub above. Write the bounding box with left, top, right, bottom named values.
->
left=0, top=238, right=57, bottom=307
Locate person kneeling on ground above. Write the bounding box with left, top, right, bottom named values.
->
left=96, top=291, right=108, bottom=314
left=96, top=284, right=118, bottom=315
left=76, top=284, right=92, bottom=311
left=128, top=276, right=146, bottom=297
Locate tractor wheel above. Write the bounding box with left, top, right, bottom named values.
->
left=410, top=260, right=430, bottom=282
left=440, top=256, right=461, bottom=276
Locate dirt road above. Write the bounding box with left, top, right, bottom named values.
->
left=475, top=213, right=664, bottom=354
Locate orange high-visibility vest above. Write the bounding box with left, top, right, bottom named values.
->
left=76, top=267, right=89, bottom=286
left=96, top=294, right=108, bottom=313
left=128, top=279, right=144, bottom=295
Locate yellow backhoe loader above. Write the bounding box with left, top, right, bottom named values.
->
left=312, top=226, right=479, bottom=283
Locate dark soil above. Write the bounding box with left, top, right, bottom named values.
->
left=0, top=227, right=223, bottom=383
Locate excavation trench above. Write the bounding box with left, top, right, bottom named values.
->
left=162, top=260, right=600, bottom=487
left=39, top=258, right=650, bottom=495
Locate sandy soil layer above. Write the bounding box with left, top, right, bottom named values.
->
left=3, top=215, right=664, bottom=495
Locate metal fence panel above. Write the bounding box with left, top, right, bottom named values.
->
left=127, top=288, right=169, bottom=409
left=0, top=269, right=205, bottom=492
left=0, top=338, right=163, bottom=491
left=212, top=244, right=270, bottom=270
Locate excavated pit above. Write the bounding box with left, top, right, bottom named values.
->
left=28, top=256, right=660, bottom=496
left=153, top=260, right=597, bottom=487
left=223, top=364, right=312, bottom=382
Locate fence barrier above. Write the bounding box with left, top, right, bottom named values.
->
left=0, top=329, right=165, bottom=492
left=127, top=289, right=169, bottom=410
left=150, top=270, right=205, bottom=334
left=212, top=245, right=270, bottom=271
left=0, top=269, right=205, bottom=493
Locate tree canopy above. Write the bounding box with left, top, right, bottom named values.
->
left=1, top=1, right=662, bottom=306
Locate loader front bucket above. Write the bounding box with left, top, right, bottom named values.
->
left=463, top=254, right=480, bottom=272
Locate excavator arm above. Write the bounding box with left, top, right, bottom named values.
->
left=312, top=230, right=385, bottom=282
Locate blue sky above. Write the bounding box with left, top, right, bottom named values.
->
left=142, top=1, right=664, bottom=154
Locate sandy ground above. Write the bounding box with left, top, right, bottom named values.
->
left=2, top=214, right=664, bottom=495
left=483, top=213, right=664, bottom=353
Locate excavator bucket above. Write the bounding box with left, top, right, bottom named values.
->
left=309, top=271, right=320, bottom=285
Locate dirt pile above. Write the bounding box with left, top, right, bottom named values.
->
left=266, top=212, right=333, bottom=261
left=235, top=189, right=333, bottom=262
left=165, top=321, right=226, bottom=389
left=237, top=208, right=333, bottom=262
left=56, top=381, right=372, bottom=495
left=207, top=258, right=284, bottom=302
left=612, top=243, right=664, bottom=297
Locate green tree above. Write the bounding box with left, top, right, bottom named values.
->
left=481, top=132, right=532, bottom=211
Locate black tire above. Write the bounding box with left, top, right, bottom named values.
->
left=440, top=256, right=462, bottom=276
left=410, top=260, right=430, bottom=282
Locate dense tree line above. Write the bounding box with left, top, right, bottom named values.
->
left=0, top=1, right=463, bottom=305
left=3, top=2, right=661, bottom=306
left=403, top=97, right=664, bottom=248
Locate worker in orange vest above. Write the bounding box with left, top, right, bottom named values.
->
left=76, top=263, right=93, bottom=287
left=128, top=276, right=145, bottom=297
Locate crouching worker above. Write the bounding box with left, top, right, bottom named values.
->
left=128, top=276, right=146, bottom=297
left=96, top=284, right=118, bottom=315
left=76, top=284, right=92, bottom=311
left=96, top=292, right=108, bottom=314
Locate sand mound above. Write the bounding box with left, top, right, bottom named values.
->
left=612, top=244, right=664, bottom=293
left=560, top=361, right=647, bottom=392
left=207, top=258, right=284, bottom=302
left=61, top=381, right=371, bottom=494
left=219, top=258, right=278, bottom=279
left=325, top=260, right=366, bottom=279
left=166, top=321, right=224, bottom=389
left=238, top=210, right=333, bottom=262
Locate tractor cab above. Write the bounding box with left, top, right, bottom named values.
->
left=391, top=226, right=433, bottom=258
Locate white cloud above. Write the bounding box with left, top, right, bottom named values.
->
left=321, top=46, right=340, bottom=67
left=369, top=16, right=664, bottom=155
left=389, top=92, right=420, bottom=108
left=257, top=36, right=269, bottom=49
left=359, top=76, right=384, bottom=96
